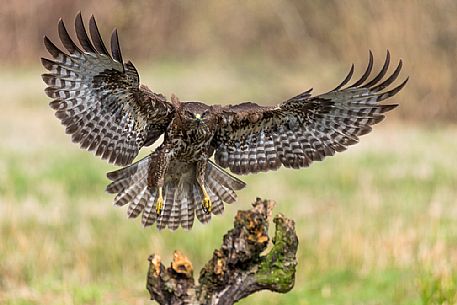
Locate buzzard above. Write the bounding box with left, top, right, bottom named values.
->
left=41, top=13, right=407, bottom=230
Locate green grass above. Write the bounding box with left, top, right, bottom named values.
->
left=0, top=67, right=456, bottom=304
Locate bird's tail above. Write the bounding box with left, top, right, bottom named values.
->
left=106, top=156, right=246, bottom=230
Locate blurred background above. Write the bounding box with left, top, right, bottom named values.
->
left=0, top=1, right=456, bottom=304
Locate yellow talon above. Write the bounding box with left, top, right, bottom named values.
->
left=156, top=187, right=164, bottom=216
left=201, top=186, right=212, bottom=214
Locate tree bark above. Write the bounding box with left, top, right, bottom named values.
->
left=146, top=198, right=299, bottom=305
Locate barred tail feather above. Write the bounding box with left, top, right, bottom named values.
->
left=127, top=187, right=148, bottom=218
left=106, top=155, right=159, bottom=226
left=194, top=183, right=211, bottom=224
left=208, top=187, right=224, bottom=215
left=142, top=190, right=158, bottom=227
left=206, top=160, right=246, bottom=199
left=179, top=182, right=195, bottom=230
left=156, top=183, right=177, bottom=230
left=106, top=158, right=246, bottom=230
left=168, top=183, right=182, bottom=230
left=107, top=156, right=150, bottom=207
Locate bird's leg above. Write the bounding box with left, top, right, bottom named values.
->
left=155, top=187, right=164, bottom=216
left=201, top=185, right=212, bottom=214
left=147, top=147, right=170, bottom=216
left=196, top=159, right=211, bottom=214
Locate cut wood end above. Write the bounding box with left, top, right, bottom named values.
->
left=148, top=254, right=162, bottom=276
left=171, top=250, right=193, bottom=277
left=252, top=198, right=276, bottom=220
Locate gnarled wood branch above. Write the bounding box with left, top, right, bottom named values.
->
left=146, top=198, right=298, bottom=305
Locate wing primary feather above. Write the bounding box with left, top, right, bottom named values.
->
left=364, top=50, right=390, bottom=87
left=43, top=36, right=66, bottom=58
left=378, top=77, right=409, bottom=101
left=371, top=60, right=402, bottom=92
left=332, top=64, right=354, bottom=91
left=41, top=74, right=56, bottom=86
left=110, top=29, right=124, bottom=65
left=287, top=88, right=313, bottom=102
left=89, top=15, right=110, bottom=55
left=40, top=57, right=59, bottom=72
left=379, top=104, right=399, bottom=113
left=58, top=18, right=81, bottom=54
left=75, top=12, right=97, bottom=53
left=349, top=50, right=373, bottom=87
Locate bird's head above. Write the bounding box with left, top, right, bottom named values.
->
left=179, top=107, right=213, bottom=128
left=172, top=95, right=214, bottom=128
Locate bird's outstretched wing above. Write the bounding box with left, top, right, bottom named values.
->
left=212, top=51, right=408, bottom=175
left=41, top=13, right=174, bottom=166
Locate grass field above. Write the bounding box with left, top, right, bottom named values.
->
left=0, top=65, right=456, bottom=305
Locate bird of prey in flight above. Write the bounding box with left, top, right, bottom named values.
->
left=41, top=13, right=407, bottom=230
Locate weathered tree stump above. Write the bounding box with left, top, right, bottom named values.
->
left=146, top=198, right=298, bottom=305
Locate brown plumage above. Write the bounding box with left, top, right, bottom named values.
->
left=41, top=13, right=408, bottom=230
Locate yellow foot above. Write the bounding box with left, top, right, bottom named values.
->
left=155, top=187, right=164, bottom=216
left=199, top=183, right=212, bottom=214
left=202, top=193, right=212, bottom=214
